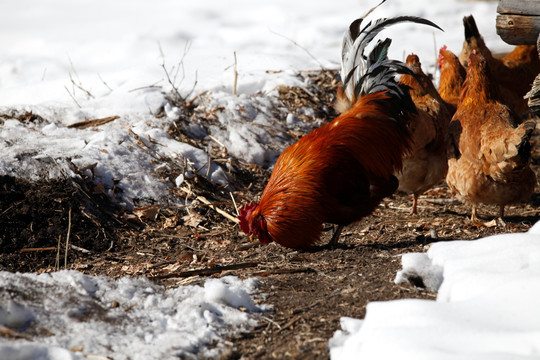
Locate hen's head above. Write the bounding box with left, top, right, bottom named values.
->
left=438, top=45, right=448, bottom=68
left=238, top=201, right=273, bottom=245
left=467, top=50, right=485, bottom=69
left=405, top=53, right=421, bottom=72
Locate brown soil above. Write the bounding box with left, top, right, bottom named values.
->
left=1, top=70, right=539, bottom=359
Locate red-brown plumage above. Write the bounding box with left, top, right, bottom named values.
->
left=239, top=92, right=412, bottom=249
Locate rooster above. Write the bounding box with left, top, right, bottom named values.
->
left=395, top=53, right=451, bottom=215
left=238, top=13, right=441, bottom=249
left=446, top=51, right=536, bottom=226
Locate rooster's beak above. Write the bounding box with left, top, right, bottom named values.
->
left=249, top=234, right=255, bottom=242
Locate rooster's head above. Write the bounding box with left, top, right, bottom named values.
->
left=238, top=201, right=273, bottom=245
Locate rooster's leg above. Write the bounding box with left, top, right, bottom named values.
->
left=327, top=224, right=345, bottom=247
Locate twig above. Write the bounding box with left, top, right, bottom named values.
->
left=432, top=32, right=439, bottom=81
left=159, top=41, right=193, bottom=102
left=0, top=325, right=33, bottom=341
left=19, top=247, right=57, bottom=253
left=519, top=209, right=540, bottom=216
left=269, top=29, right=326, bottom=70
left=277, top=314, right=302, bottom=333
left=206, top=152, right=212, bottom=178
left=98, top=73, right=113, bottom=92
left=67, top=116, right=119, bottom=129
left=169, top=201, right=234, bottom=210
left=180, top=186, right=239, bottom=223
left=56, top=235, right=61, bottom=271
left=233, top=51, right=238, bottom=95
left=68, top=57, right=94, bottom=99
left=71, top=244, right=92, bottom=254
left=64, top=85, right=82, bottom=108
left=230, top=192, right=239, bottom=216
left=64, top=207, right=72, bottom=269
left=253, top=267, right=316, bottom=276
left=152, top=262, right=258, bottom=279
left=0, top=204, right=14, bottom=218
left=128, top=82, right=162, bottom=93
left=208, top=134, right=226, bottom=149
left=261, top=316, right=282, bottom=330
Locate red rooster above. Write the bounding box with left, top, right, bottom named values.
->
left=238, top=14, right=441, bottom=249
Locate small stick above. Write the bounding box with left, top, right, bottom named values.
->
left=71, top=244, right=92, bottom=254
left=0, top=204, right=14, bottom=218
left=64, top=85, right=81, bottom=108
left=180, top=186, right=239, bottom=223
left=261, top=316, right=282, bottom=330
left=277, top=315, right=302, bottom=333
left=152, top=262, right=258, bottom=279
left=233, top=51, right=238, bottom=95
left=208, top=134, right=226, bottom=149
left=19, top=247, right=57, bottom=253
left=98, top=73, right=113, bottom=91
left=230, top=192, right=239, bottom=216
left=269, top=29, right=326, bottom=70
left=206, top=153, right=212, bottom=178
left=67, top=115, right=120, bottom=129
left=56, top=235, right=61, bottom=271
left=64, top=208, right=72, bottom=269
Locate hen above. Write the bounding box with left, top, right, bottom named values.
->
left=459, top=15, right=539, bottom=116
left=395, top=53, right=451, bottom=214
left=438, top=46, right=466, bottom=116
left=446, top=52, right=536, bottom=226
left=238, top=14, right=441, bottom=249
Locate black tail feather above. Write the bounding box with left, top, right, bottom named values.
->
left=463, top=15, right=480, bottom=43
left=340, top=13, right=442, bottom=113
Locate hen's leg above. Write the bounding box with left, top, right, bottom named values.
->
left=471, top=204, right=483, bottom=226
left=496, top=205, right=507, bottom=227
left=471, top=204, right=506, bottom=227
left=410, top=194, right=419, bottom=215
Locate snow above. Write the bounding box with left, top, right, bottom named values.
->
left=2, top=0, right=539, bottom=358
left=329, top=225, right=540, bottom=359
left=0, top=0, right=507, bottom=209
left=0, top=271, right=266, bottom=360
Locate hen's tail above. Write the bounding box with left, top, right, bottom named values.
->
left=463, top=15, right=481, bottom=45
left=515, top=120, right=536, bottom=165
left=459, top=15, right=491, bottom=67
left=338, top=7, right=442, bottom=121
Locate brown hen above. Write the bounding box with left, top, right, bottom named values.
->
left=446, top=52, right=536, bottom=226
left=459, top=15, right=539, bottom=116
left=438, top=46, right=466, bottom=117
left=396, top=54, right=451, bottom=214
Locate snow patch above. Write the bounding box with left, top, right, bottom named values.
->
left=0, top=271, right=266, bottom=360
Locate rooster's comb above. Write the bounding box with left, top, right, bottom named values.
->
left=238, top=201, right=259, bottom=235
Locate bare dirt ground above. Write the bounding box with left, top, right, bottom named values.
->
left=1, top=70, right=539, bottom=359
